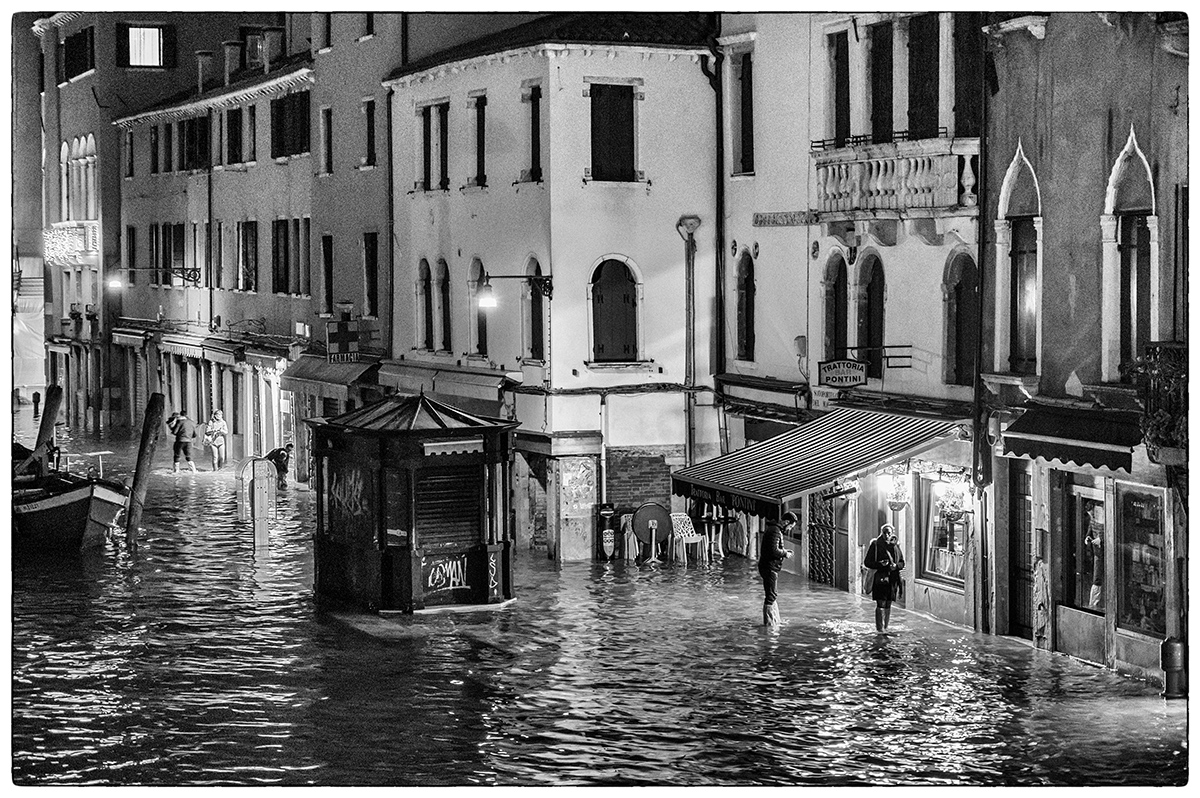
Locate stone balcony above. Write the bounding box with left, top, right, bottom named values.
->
left=812, top=136, right=980, bottom=219
left=43, top=220, right=100, bottom=267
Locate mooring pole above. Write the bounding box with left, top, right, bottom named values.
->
left=126, top=392, right=165, bottom=549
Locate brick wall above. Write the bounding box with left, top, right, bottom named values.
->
left=605, top=445, right=684, bottom=514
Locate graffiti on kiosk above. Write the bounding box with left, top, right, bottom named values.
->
left=427, top=555, right=470, bottom=593
left=329, top=466, right=369, bottom=518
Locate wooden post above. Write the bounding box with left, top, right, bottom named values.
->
left=34, top=385, right=63, bottom=452
left=126, top=392, right=165, bottom=549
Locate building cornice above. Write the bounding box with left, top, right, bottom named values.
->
left=383, top=42, right=708, bottom=89
left=33, top=12, right=85, bottom=38
left=114, top=68, right=314, bottom=128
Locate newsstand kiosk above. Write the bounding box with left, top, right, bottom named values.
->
left=308, top=392, right=518, bottom=612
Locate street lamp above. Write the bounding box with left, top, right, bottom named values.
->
left=107, top=265, right=202, bottom=290
left=477, top=272, right=553, bottom=310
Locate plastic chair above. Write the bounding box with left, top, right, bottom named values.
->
left=670, top=512, right=708, bottom=567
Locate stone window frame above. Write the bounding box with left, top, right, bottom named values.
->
left=991, top=140, right=1044, bottom=379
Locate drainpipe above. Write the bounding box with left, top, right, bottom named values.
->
left=677, top=216, right=702, bottom=467
left=700, top=18, right=726, bottom=377
left=386, top=85, right=396, bottom=360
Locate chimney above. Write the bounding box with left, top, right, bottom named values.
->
left=195, top=51, right=214, bottom=94
left=222, top=41, right=242, bottom=85
left=264, top=28, right=285, bottom=74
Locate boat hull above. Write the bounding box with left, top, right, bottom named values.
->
left=13, top=480, right=129, bottom=553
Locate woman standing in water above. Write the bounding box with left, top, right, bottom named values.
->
left=864, top=523, right=904, bottom=632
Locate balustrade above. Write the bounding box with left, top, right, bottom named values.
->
left=813, top=139, right=979, bottom=216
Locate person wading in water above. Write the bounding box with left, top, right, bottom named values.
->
left=759, top=511, right=797, bottom=628
left=864, top=523, right=905, bottom=632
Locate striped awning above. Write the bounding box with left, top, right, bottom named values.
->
left=159, top=333, right=205, bottom=359
left=111, top=328, right=150, bottom=348
left=671, top=407, right=961, bottom=519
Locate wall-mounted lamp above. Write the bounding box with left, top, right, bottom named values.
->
left=108, top=265, right=202, bottom=289
left=478, top=272, right=554, bottom=310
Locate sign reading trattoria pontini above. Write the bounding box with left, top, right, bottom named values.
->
left=818, top=359, right=868, bottom=387
left=752, top=210, right=819, bottom=227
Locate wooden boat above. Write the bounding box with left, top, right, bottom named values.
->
left=13, top=441, right=130, bottom=554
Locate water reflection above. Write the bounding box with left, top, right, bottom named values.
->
left=9, top=410, right=1188, bottom=785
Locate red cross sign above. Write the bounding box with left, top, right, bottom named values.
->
left=326, top=319, right=360, bottom=363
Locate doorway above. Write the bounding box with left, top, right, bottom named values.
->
left=1009, top=463, right=1034, bottom=639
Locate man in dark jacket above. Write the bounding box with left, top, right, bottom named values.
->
left=167, top=411, right=198, bottom=473
left=265, top=443, right=294, bottom=489
left=759, top=511, right=798, bottom=628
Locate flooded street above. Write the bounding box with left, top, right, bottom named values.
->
left=10, top=410, right=1188, bottom=786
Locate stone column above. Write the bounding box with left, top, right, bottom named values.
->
left=992, top=220, right=1012, bottom=372
left=1099, top=215, right=1120, bottom=382
left=892, top=16, right=909, bottom=138
left=849, top=22, right=870, bottom=139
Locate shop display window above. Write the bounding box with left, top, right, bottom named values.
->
left=1067, top=491, right=1105, bottom=612
left=915, top=474, right=966, bottom=586
left=1116, top=487, right=1166, bottom=637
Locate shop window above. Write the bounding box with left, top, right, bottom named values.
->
left=1067, top=489, right=1105, bottom=611
left=1116, top=487, right=1166, bottom=637
left=915, top=474, right=967, bottom=586
left=735, top=252, right=755, bottom=361
left=589, top=83, right=636, bottom=182
left=869, top=22, right=893, bottom=144
left=1009, top=216, right=1038, bottom=374
left=907, top=13, right=940, bottom=140
left=591, top=258, right=639, bottom=361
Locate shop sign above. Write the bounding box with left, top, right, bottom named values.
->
left=818, top=359, right=868, bottom=387
left=326, top=319, right=360, bottom=363
left=752, top=210, right=819, bottom=227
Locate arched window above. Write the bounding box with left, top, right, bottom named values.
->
left=437, top=258, right=452, bottom=351
left=528, top=259, right=545, bottom=361
left=858, top=256, right=885, bottom=378
left=471, top=259, right=488, bottom=357
left=735, top=252, right=756, bottom=361
left=59, top=142, right=70, bottom=222
left=84, top=134, right=97, bottom=220
left=824, top=254, right=848, bottom=360
left=591, top=258, right=638, bottom=362
left=944, top=252, right=980, bottom=386
left=1008, top=217, right=1038, bottom=375
left=418, top=259, right=434, bottom=350
left=1117, top=212, right=1152, bottom=379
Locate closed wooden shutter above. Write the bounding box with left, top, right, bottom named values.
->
left=415, top=466, right=481, bottom=549
left=870, top=22, right=893, bottom=143
left=115, top=23, right=130, bottom=67
left=590, top=84, right=635, bottom=181
left=907, top=13, right=940, bottom=140
left=953, top=12, right=984, bottom=138
left=592, top=259, right=637, bottom=361
left=162, top=25, right=177, bottom=69
left=739, top=53, right=754, bottom=172
left=831, top=31, right=850, bottom=147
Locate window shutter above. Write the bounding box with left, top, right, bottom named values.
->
left=907, top=13, right=940, bottom=140
left=115, top=22, right=130, bottom=67
left=740, top=53, right=754, bottom=172
left=832, top=32, right=850, bottom=147
left=162, top=25, right=177, bottom=69
left=870, top=23, right=893, bottom=144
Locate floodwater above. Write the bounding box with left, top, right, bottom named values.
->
left=9, top=410, right=1189, bottom=786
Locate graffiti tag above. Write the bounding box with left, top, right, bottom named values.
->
left=427, top=555, right=470, bottom=593
left=329, top=467, right=369, bottom=518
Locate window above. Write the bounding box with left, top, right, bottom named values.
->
left=232, top=372, right=242, bottom=434
left=172, top=222, right=185, bottom=285
left=420, top=105, right=433, bottom=190
left=246, top=106, right=257, bottom=160
left=292, top=218, right=306, bottom=295
left=363, top=99, right=376, bottom=166
left=214, top=222, right=224, bottom=289
left=1009, top=216, right=1038, bottom=374
left=124, top=130, right=134, bottom=177
left=158, top=223, right=173, bottom=285
left=589, top=83, right=636, bottom=182
left=437, top=259, right=452, bottom=350
left=869, top=22, right=893, bottom=144
left=952, top=12, right=985, bottom=138
left=192, top=222, right=206, bottom=288
left=825, top=255, right=848, bottom=360
left=320, top=107, right=333, bottom=173
left=437, top=103, right=449, bottom=190
left=116, top=23, right=175, bottom=68
left=472, top=260, right=488, bottom=356
left=1067, top=488, right=1105, bottom=611
left=363, top=232, right=379, bottom=317
left=364, top=13, right=374, bottom=37
left=163, top=123, right=174, bottom=172
left=419, top=259, right=434, bottom=349
left=946, top=253, right=980, bottom=386
left=591, top=259, right=638, bottom=361
left=226, top=107, right=243, bottom=163
left=527, top=83, right=543, bottom=181
left=732, top=52, right=754, bottom=174
left=735, top=253, right=755, bottom=361
left=907, top=13, right=940, bottom=140
left=829, top=31, right=850, bottom=148
left=529, top=260, right=546, bottom=360
left=149, top=224, right=160, bottom=285
left=321, top=13, right=333, bottom=49
left=858, top=256, right=885, bottom=378
left=242, top=28, right=264, bottom=69
left=472, top=95, right=487, bottom=187
left=181, top=116, right=210, bottom=170
left=1116, top=487, right=1166, bottom=637
left=1119, top=213, right=1152, bottom=379
left=272, top=219, right=290, bottom=293
left=322, top=234, right=334, bottom=314
left=62, top=26, right=95, bottom=81
left=238, top=220, right=258, bottom=291
left=150, top=126, right=160, bottom=174
left=125, top=226, right=137, bottom=285
left=915, top=474, right=967, bottom=586
left=271, top=91, right=310, bottom=158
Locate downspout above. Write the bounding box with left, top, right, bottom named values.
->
left=971, top=17, right=994, bottom=634
left=700, top=19, right=726, bottom=378
left=677, top=216, right=701, bottom=467
left=386, top=85, right=396, bottom=361
left=207, top=108, right=215, bottom=334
